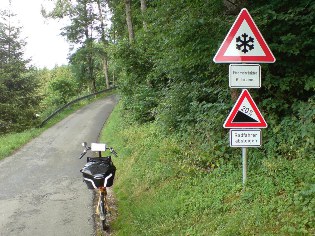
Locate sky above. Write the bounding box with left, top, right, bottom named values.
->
left=2, top=0, right=70, bottom=69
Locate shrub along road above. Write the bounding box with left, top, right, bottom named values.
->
left=0, top=95, right=118, bottom=236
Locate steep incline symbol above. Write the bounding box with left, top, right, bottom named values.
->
left=224, top=89, right=267, bottom=128
left=233, top=111, right=258, bottom=122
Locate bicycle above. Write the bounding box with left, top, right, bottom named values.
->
left=79, top=142, right=118, bottom=231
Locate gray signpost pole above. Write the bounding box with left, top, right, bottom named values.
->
left=242, top=147, right=247, bottom=185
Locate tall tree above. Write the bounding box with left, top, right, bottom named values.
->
left=42, top=0, right=111, bottom=91
left=140, top=0, right=147, bottom=30
left=125, top=0, right=134, bottom=43
left=96, top=0, right=110, bottom=88
left=0, top=10, right=27, bottom=68
left=0, top=9, right=40, bottom=133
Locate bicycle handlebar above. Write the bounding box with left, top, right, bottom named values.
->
left=109, top=147, right=118, bottom=157
left=78, top=143, right=118, bottom=159
left=79, top=152, right=86, bottom=159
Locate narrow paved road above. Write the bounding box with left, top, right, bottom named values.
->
left=0, top=95, right=118, bottom=236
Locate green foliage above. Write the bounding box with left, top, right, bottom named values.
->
left=69, top=42, right=109, bottom=92
left=264, top=96, right=315, bottom=159
left=39, top=66, right=80, bottom=114
left=111, top=0, right=229, bottom=125
left=42, top=0, right=112, bottom=92
left=101, top=105, right=315, bottom=236
left=246, top=1, right=315, bottom=159
left=0, top=9, right=41, bottom=133
left=0, top=128, right=42, bottom=160
left=109, top=39, right=156, bottom=122
left=0, top=10, right=28, bottom=67
left=108, top=0, right=315, bottom=161
left=105, top=1, right=315, bottom=232
left=0, top=70, right=41, bottom=133
left=249, top=0, right=315, bottom=108
left=47, top=77, right=79, bottom=104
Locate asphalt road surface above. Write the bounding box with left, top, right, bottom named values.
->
left=0, top=95, right=118, bottom=236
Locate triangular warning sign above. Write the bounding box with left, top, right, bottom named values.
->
left=213, top=8, right=275, bottom=63
left=224, top=89, right=267, bottom=128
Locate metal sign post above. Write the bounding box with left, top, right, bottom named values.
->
left=242, top=147, right=247, bottom=185
left=213, top=8, right=275, bottom=187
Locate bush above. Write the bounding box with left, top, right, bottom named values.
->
left=39, top=66, right=80, bottom=115
left=0, top=70, right=41, bottom=133
left=264, top=96, right=315, bottom=159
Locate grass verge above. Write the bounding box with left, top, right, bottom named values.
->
left=100, top=103, right=315, bottom=236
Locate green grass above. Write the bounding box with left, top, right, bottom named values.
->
left=100, top=103, right=315, bottom=236
left=0, top=128, right=43, bottom=160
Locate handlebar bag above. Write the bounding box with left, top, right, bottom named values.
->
left=80, top=159, right=116, bottom=189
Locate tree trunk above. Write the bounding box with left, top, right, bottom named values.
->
left=230, top=89, right=239, bottom=102
left=140, top=0, right=147, bottom=30
left=96, top=0, right=110, bottom=89
left=112, top=69, right=115, bottom=86
left=103, top=57, right=110, bottom=89
left=125, top=0, right=135, bottom=43
left=88, top=52, right=96, bottom=92
left=223, top=0, right=247, bottom=14
left=96, top=0, right=106, bottom=42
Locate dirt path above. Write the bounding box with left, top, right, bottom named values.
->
left=0, top=95, right=118, bottom=236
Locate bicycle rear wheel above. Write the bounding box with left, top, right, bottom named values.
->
left=99, top=190, right=107, bottom=231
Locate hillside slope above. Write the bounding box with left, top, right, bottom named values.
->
left=101, top=104, right=314, bottom=236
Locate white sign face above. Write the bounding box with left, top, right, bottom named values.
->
left=229, top=64, right=261, bottom=88
left=230, top=129, right=261, bottom=147
left=213, top=8, right=276, bottom=63
left=224, top=21, right=265, bottom=57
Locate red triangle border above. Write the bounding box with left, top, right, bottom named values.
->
left=224, top=89, right=267, bottom=128
left=213, top=8, right=276, bottom=63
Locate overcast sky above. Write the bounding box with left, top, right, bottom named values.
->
left=2, top=0, right=70, bottom=69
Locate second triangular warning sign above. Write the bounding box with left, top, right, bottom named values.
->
left=213, top=8, right=275, bottom=63
left=224, top=89, right=267, bottom=128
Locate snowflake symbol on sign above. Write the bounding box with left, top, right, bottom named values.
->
left=236, top=33, right=254, bottom=54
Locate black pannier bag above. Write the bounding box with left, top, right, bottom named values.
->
left=80, top=157, right=116, bottom=189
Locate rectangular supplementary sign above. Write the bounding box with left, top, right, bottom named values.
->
left=230, top=129, right=261, bottom=147
left=229, top=64, right=261, bottom=88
